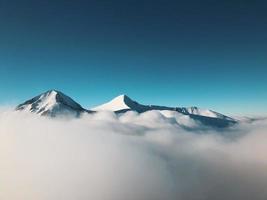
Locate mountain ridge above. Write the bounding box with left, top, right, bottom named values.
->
left=93, top=94, right=235, bottom=120
left=16, top=90, right=237, bottom=128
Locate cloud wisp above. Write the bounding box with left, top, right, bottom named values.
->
left=0, top=109, right=267, bottom=200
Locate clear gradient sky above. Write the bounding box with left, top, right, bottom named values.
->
left=0, top=0, right=266, bottom=115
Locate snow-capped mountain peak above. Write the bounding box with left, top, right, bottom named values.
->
left=93, top=94, right=139, bottom=112
left=16, top=90, right=91, bottom=117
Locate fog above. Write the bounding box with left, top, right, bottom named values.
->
left=0, top=109, right=267, bottom=200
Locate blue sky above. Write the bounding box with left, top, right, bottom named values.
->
left=0, top=0, right=266, bottom=115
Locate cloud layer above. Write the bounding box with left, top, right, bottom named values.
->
left=0, top=109, right=267, bottom=200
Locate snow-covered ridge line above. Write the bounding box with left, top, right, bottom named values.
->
left=16, top=90, right=237, bottom=128
left=92, top=94, right=235, bottom=121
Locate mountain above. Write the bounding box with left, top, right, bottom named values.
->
left=16, top=91, right=237, bottom=128
left=16, top=90, right=93, bottom=117
left=93, top=94, right=237, bottom=128
left=92, top=94, right=231, bottom=119
left=93, top=95, right=152, bottom=113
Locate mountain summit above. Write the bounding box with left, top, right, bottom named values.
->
left=93, top=94, right=148, bottom=112
left=16, top=90, right=92, bottom=117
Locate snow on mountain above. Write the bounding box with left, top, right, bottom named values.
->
left=93, top=94, right=233, bottom=119
left=93, top=95, right=132, bottom=111
left=93, top=95, right=149, bottom=113
left=15, top=91, right=237, bottom=128
left=183, top=107, right=221, bottom=118
left=177, top=107, right=235, bottom=121
left=16, top=90, right=92, bottom=117
left=92, top=94, right=237, bottom=128
left=93, top=94, right=180, bottom=113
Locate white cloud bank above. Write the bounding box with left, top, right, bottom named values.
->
left=0, top=109, right=267, bottom=200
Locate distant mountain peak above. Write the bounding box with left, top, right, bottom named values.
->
left=16, top=89, right=92, bottom=117
left=92, top=94, right=138, bottom=112
left=93, top=94, right=174, bottom=113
